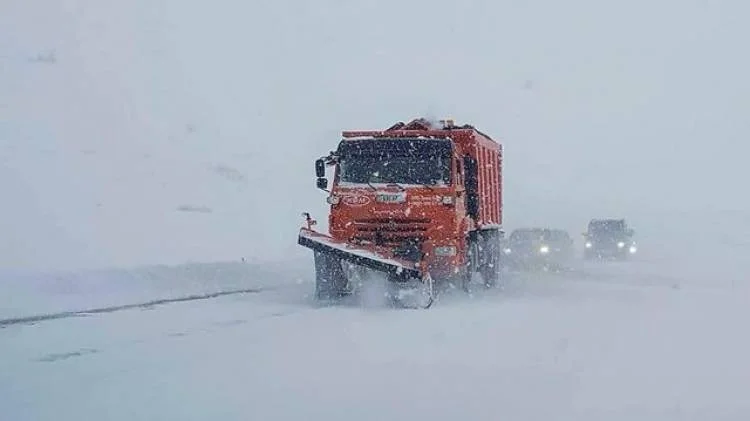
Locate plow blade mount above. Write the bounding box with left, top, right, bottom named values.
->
left=298, top=228, right=422, bottom=280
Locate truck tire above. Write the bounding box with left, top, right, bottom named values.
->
left=460, top=265, right=472, bottom=293
left=478, top=230, right=502, bottom=288
left=313, top=251, right=349, bottom=300
left=460, top=238, right=479, bottom=293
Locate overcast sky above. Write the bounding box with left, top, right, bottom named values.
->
left=1, top=0, right=748, bottom=271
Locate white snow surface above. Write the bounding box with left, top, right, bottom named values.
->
left=3, top=211, right=750, bottom=420
left=0, top=258, right=307, bottom=321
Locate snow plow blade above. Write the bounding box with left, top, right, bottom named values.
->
left=297, top=227, right=422, bottom=280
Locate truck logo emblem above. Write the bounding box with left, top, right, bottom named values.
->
left=343, top=195, right=370, bottom=206
left=376, top=192, right=407, bottom=203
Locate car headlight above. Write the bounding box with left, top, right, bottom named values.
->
left=434, top=246, right=457, bottom=256
left=629, top=245, right=637, bottom=253
left=539, top=245, right=550, bottom=254
left=617, top=242, right=625, bottom=248
left=585, top=241, right=592, bottom=248
left=503, top=247, right=512, bottom=254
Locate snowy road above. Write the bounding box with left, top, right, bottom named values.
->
left=2, top=251, right=750, bottom=420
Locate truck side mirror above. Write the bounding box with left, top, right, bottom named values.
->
left=315, top=159, right=326, bottom=178
left=317, top=177, right=328, bottom=190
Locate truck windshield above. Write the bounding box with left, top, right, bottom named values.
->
left=336, top=138, right=452, bottom=186
left=339, top=155, right=450, bottom=186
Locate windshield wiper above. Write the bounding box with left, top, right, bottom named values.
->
left=386, top=182, right=406, bottom=191
left=403, top=178, right=434, bottom=190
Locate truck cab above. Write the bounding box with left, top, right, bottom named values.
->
left=319, top=136, right=464, bottom=264
left=305, top=118, right=503, bottom=299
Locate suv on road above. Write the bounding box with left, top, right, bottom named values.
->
left=583, top=218, right=637, bottom=260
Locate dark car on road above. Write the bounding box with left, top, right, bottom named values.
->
left=503, top=228, right=575, bottom=271
left=583, top=218, right=637, bottom=260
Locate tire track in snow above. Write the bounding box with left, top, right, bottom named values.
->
left=0, top=287, right=266, bottom=328
left=31, top=307, right=306, bottom=363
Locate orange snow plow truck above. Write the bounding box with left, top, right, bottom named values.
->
left=298, top=117, right=503, bottom=308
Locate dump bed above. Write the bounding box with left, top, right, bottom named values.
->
left=451, top=127, right=502, bottom=229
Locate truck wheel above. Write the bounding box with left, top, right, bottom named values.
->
left=461, top=266, right=472, bottom=293
left=444, top=270, right=470, bottom=293
left=313, top=251, right=349, bottom=300
left=461, top=239, right=479, bottom=293
left=481, top=263, right=499, bottom=287
left=479, top=230, right=501, bottom=288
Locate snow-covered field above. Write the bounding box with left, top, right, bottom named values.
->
left=4, top=1, right=750, bottom=419
left=2, top=211, right=750, bottom=420
left=0, top=258, right=310, bottom=322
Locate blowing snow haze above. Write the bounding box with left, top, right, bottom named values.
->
left=1, top=0, right=748, bottom=271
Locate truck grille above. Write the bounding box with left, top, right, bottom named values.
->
left=353, top=217, right=431, bottom=240
left=352, top=217, right=431, bottom=261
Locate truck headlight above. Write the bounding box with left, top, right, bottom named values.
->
left=326, top=195, right=340, bottom=205
left=441, top=195, right=454, bottom=205
left=539, top=245, right=549, bottom=254
left=617, top=242, right=625, bottom=248
left=629, top=245, right=637, bottom=253
left=585, top=242, right=592, bottom=248
left=434, top=246, right=457, bottom=256
left=503, top=247, right=512, bottom=254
